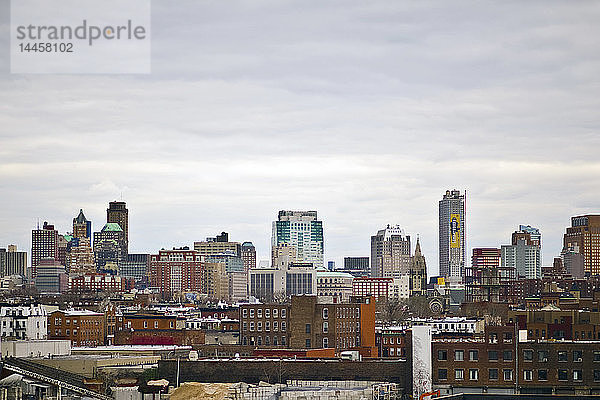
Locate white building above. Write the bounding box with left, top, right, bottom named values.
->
left=316, top=269, right=354, bottom=302
left=390, top=276, right=411, bottom=300
left=0, top=305, right=48, bottom=340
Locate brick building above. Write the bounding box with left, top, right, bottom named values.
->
left=69, top=273, right=133, bottom=293
left=239, top=295, right=376, bottom=356
left=48, top=309, right=105, bottom=347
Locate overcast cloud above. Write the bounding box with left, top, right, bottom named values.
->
left=1, top=0, right=600, bottom=274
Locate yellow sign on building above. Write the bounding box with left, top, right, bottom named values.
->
left=450, top=214, right=460, bottom=248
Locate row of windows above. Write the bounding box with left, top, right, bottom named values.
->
left=242, top=308, right=287, bottom=319
left=243, top=321, right=287, bottom=332
left=243, top=335, right=287, bottom=346
left=383, top=337, right=403, bottom=345
left=439, top=368, right=513, bottom=381
left=437, top=349, right=513, bottom=362
left=521, top=349, right=598, bottom=362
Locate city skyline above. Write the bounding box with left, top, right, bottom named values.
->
left=1, top=197, right=596, bottom=277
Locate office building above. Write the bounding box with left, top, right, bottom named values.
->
left=118, top=253, right=150, bottom=281
left=272, top=243, right=297, bottom=269
left=564, top=215, right=600, bottom=275
left=248, top=267, right=286, bottom=301
left=501, top=228, right=541, bottom=279
left=194, top=232, right=241, bottom=257
left=202, top=261, right=228, bottom=300
left=65, top=237, right=95, bottom=275
left=439, top=190, right=466, bottom=281
left=31, top=222, right=59, bottom=279
left=205, top=252, right=244, bottom=273
left=272, top=210, right=324, bottom=268
left=316, top=269, right=354, bottom=302
left=93, top=223, right=127, bottom=269
left=344, top=257, right=369, bottom=271
left=35, top=258, right=67, bottom=294
left=465, top=248, right=514, bottom=303
left=241, top=241, right=256, bottom=272
left=73, top=209, right=92, bottom=239
left=0, top=245, right=27, bottom=277
left=352, top=277, right=395, bottom=301
left=107, top=201, right=128, bottom=251
left=370, top=225, right=411, bottom=278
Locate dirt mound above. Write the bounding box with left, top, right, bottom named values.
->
left=170, top=382, right=231, bottom=400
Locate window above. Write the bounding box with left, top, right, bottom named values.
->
left=250, top=322, right=254, bottom=331
left=574, top=370, right=583, bottom=381
left=323, top=322, right=328, bottom=333
left=594, top=351, right=600, bottom=362
left=455, top=350, right=464, bottom=361
left=305, top=324, right=311, bottom=334
left=281, top=322, right=286, bottom=331
left=524, top=370, right=533, bottom=381
left=170, top=321, right=174, bottom=329
left=273, top=309, right=278, bottom=318
left=265, top=321, right=270, bottom=331
left=558, top=351, right=568, bottom=362
left=305, top=339, right=311, bottom=348
left=242, top=309, right=247, bottom=318
left=469, top=350, right=478, bottom=361
left=558, top=370, right=568, bottom=381
left=489, top=369, right=498, bottom=380
left=384, top=338, right=388, bottom=344
left=257, top=322, right=262, bottom=331
left=323, top=308, right=328, bottom=319
left=488, top=350, right=498, bottom=361
left=265, top=309, right=270, bottom=318
left=257, top=309, right=262, bottom=318
left=438, top=369, right=448, bottom=380
left=250, top=309, right=255, bottom=318
left=243, top=322, right=247, bottom=331
left=154, top=321, right=158, bottom=329
left=281, top=336, right=286, bottom=346
left=455, top=369, right=464, bottom=380
left=390, top=348, right=395, bottom=356
left=594, top=370, right=600, bottom=382
left=538, top=369, right=548, bottom=381
left=257, top=336, right=262, bottom=346
left=281, top=309, right=286, bottom=318
left=503, top=369, right=513, bottom=381
left=523, top=350, right=533, bottom=361
left=273, top=321, right=278, bottom=331
left=323, top=337, right=328, bottom=348
left=574, top=350, right=583, bottom=362
left=143, top=321, right=148, bottom=328
left=273, top=336, right=278, bottom=346
left=503, top=350, right=513, bottom=361
left=538, top=350, right=548, bottom=362
left=438, top=350, right=447, bottom=361
left=469, top=369, right=478, bottom=381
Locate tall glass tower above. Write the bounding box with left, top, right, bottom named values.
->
left=272, top=210, right=324, bottom=268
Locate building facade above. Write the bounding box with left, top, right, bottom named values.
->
left=48, top=309, right=105, bottom=347
left=0, top=305, right=48, bottom=340
left=502, top=228, right=541, bottom=279
left=241, top=242, right=256, bottom=272
left=272, top=210, right=324, bottom=268
left=31, top=222, right=59, bottom=279
left=439, top=190, right=466, bottom=282
left=149, top=248, right=205, bottom=296
left=0, top=245, right=27, bottom=277
left=370, top=225, right=411, bottom=278
left=93, top=223, right=127, bottom=270
left=564, top=215, right=600, bottom=276
left=316, top=269, right=354, bottom=302
left=107, top=201, right=128, bottom=252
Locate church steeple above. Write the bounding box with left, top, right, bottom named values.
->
left=415, top=236, right=422, bottom=257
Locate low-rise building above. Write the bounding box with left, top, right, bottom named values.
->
left=0, top=305, right=48, bottom=340
left=48, top=309, right=105, bottom=347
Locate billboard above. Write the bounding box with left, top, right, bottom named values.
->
left=450, top=213, right=461, bottom=248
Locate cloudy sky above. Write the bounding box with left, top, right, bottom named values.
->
left=1, top=1, right=600, bottom=275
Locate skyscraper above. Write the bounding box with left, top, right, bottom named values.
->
left=0, top=245, right=27, bottom=277
left=31, top=222, right=59, bottom=279
left=107, top=201, right=128, bottom=251
left=563, top=215, right=600, bottom=275
left=73, top=209, right=92, bottom=239
left=93, top=223, right=127, bottom=270
left=370, top=225, right=411, bottom=278
left=241, top=241, right=257, bottom=272
left=501, top=228, right=541, bottom=279
left=67, top=209, right=95, bottom=274
left=272, top=210, right=324, bottom=268
left=439, top=190, right=466, bottom=281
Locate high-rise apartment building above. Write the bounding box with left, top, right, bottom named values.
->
left=241, top=242, right=256, bottom=272
left=0, top=245, right=27, bottom=277
left=107, top=201, right=128, bottom=251
left=370, top=225, right=411, bottom=278
left=501, top=228, right=541, bottom=279
left=564, top=215, right=600, bottom=275
left=272, top=210, right=324, bottom=268
left=118, top=253, right=150, bottom=281
left=149, top=248, right=204, bottom=295
left=31, top=222, right=59, bottom=279
left=439, top=190, right=466, bottom=281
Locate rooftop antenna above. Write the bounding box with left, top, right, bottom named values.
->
left=37, top=218, right=39, bottom=230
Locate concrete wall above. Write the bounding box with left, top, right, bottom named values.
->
left=0, top=339, right=70, bottom=358
left=158, top=359, right=411, bottom=389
